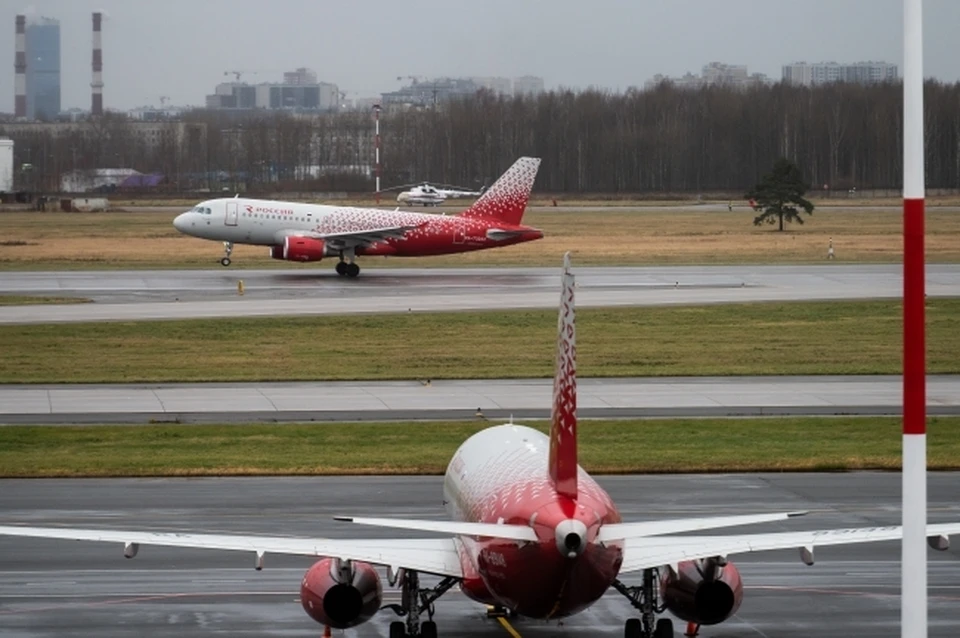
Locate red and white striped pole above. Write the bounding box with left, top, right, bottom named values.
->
left=901, top=0, right=926, bottom=636
left=373, top=103, right=381, bottom=205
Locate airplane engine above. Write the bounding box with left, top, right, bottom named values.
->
left=660, top=558, right=743, bottom=626
left=270, top=236, right=327, bottom=262
left=300, top=558, right=382, bottom=629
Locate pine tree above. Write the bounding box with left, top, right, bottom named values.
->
left=745, top=158, right=815, bottom=231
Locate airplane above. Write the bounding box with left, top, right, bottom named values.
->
left=395, top=183, right=485, bottom=206
left=1, top=256, right=959, bottom=638
left=172, top=158, right=542, bottom=277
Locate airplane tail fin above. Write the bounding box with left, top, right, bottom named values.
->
left=459, top=157, right=540, bottom=225
left=548, top=252, right=578, bottom=500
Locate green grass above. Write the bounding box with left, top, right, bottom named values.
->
left=0, top=299, right=958, bottom=383
left=0, top=295, right=91, bottom=306
left=1, top=417, right=958, bottom=477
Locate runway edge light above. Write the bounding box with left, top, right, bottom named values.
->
left=901, top=1, right=927, bottom=637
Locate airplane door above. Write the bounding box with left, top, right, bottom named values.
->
left=225, top=201, right=239, bottom=226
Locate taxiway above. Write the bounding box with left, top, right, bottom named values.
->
left=1, top=375, right=959, bottom=424
left=1, top=264, right=959, bottom=324
left=0, top=473, right=958, bottom=637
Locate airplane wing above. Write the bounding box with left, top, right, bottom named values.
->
left=615, top=522, right=960, bottom=573
left=282, top=224, right=422, bottom=250
left=0, top=525, right=462, bottom=578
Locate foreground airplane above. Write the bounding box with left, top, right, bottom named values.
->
left=1, top=257, right=958, bottom=638
left=172, top=158, right=541, bottom=277
left=396, top=183, right=485, bottom=205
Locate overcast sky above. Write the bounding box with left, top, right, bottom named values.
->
left=1, top=0, right=959, bottom=112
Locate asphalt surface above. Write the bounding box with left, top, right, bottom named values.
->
left=2, top=375, right=960, bottom=425
left=0, top=473, right=958, bottom=637
left=1, top=264, right=959, bottom=324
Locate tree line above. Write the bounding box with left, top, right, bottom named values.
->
left=3, top=80, right=959, bottom=194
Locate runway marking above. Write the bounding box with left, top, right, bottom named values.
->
left=497, top=616, right=523, bottom=637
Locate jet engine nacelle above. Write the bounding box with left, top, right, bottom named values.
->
left=270, top=236, right=327, bottom=262
left=300, top=558, right=382, bottom=629
left=660, top=558, right=743, bottom=626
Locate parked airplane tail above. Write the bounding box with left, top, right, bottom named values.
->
left=459, top=157, right=541, bottom=225
left=548, top=252, right=578, bottom=500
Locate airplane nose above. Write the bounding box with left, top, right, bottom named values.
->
left=173, top=213, right=189, bottom=233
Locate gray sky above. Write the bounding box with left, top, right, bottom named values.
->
left=2, top=0, right=959, bottom=112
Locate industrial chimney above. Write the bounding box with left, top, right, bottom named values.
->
left=91, top=12, right=103, bottom=115
left=14, top=15, right=26, bottom=117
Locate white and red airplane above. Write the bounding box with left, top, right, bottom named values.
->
left=172, top=158, right=542, bottom=277
left=1, top=256, right=958, bottom=638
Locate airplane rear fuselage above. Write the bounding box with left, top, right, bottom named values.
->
left=443, top=424, right=624, bottom=618
left=175, top=198, right=542, bottom=257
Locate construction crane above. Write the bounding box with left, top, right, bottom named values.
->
left=224, top=70, right=258, bottom=82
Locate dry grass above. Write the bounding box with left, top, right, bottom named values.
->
left=1, top=207, right=959, bottom=269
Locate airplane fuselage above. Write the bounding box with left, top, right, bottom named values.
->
left=443, top=425, right=624, bottom=618
left=174, top=197, right=542, bottom=257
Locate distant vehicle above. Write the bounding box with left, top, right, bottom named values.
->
left=395, top=183, right=485, bottom=206
left=3, top=255, right=957, bottom=638
left=172, top=157, right=543, bottom=277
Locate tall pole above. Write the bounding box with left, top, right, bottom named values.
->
left=374, top=103, right=381, bottom=205
left=901, top=0, right=926, bottom=636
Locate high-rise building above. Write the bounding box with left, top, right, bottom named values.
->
left=205, top=69, right=339, bottom=111
left=644, top=62, right=769, bottom=91
left=781, top=61, right=898, bottom=86
left=24, top=16, right=61, bottom=120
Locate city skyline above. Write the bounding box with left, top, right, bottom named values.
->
left=1, top=0, right=960, bottom=113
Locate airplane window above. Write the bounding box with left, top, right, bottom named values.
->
left=206, top=208, right=212, bottom=214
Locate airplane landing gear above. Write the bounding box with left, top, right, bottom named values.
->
left=614, top=569, right=675, bottom=638
left=335, top=251, right=360, bottom=277
left=220, top=242, right=233, bottom=267
left=385, top=571, right=457, bottom=636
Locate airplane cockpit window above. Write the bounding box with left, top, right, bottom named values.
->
left=205, top=207, right=212, bottom=214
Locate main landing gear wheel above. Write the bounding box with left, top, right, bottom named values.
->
left=335, top=261, right=360, bottom=277
left=384, top=570, right=457, bottom=636
left=615, top=568, right=673, bottom=638
left=220, top=242, right=234, bottom=267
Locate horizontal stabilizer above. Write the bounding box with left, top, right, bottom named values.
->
left=334, top=516, right=538, bottom=541
left=597, top=511, right=807, bottom=542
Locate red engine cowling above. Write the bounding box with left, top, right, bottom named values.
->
left=300, top=558, right=382, bottom=629
left=660, top=558, right=743, bottom=625
left=270, top=236, right=327, bottom=262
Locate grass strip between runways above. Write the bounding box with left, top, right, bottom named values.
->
left=1, top=417, right=959, bottom=478
left=0, top=299, right=958, bottom=383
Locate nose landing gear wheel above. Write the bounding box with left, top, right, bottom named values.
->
left=220, top=257, right=231, bottom=267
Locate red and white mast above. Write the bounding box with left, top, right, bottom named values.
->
left=901, top=0, right=926, bottom=636
left=373, top=103, right=381, bottom=205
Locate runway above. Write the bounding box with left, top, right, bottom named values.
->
left=1, top=473, right=958, bottom=637
left=1, top=264, right=959, bottom=324
left=2, top=375, right=960, bottom=424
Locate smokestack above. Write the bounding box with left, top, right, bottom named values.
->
left=91, top=12, right=103, bottom=116
left=14, top=15, right=26, bottom=118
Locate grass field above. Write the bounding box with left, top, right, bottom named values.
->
left=2, top=206, right=960, bottom=269
left=1, top=299, right=957, bottom=383
left=1, top=417, right=958, bottom=477
left=0, top=295, right=91, bottom=306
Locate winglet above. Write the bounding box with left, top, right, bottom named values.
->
left=549, top=252, right=578, bottom=500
